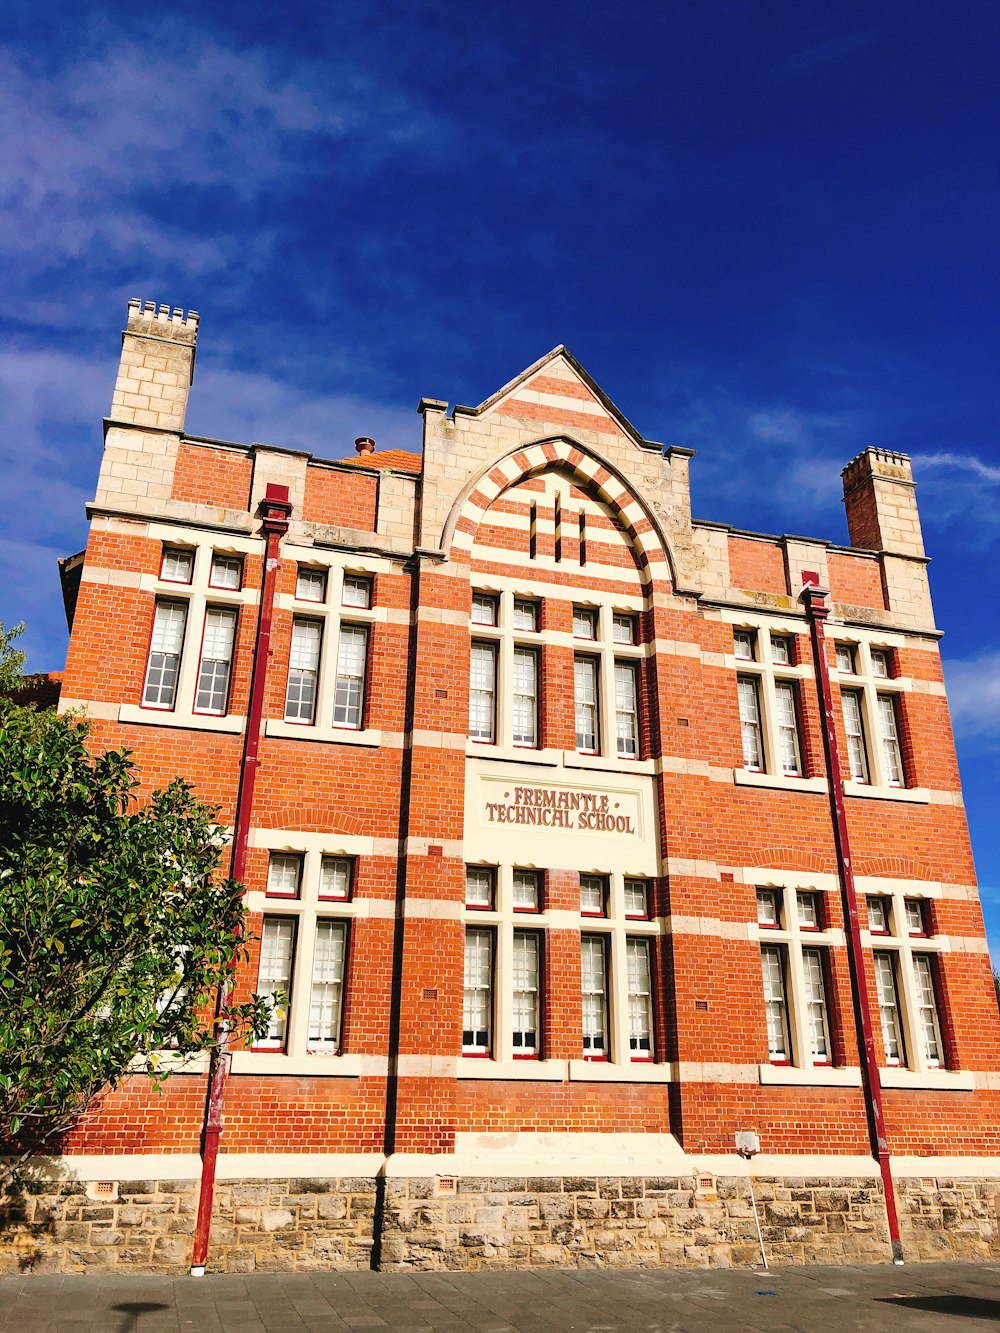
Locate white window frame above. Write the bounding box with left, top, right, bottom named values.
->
left=842, top=688, right=870, bottom=784
left=332, top=623, right=369, bottom=729
left=469, top=640, right=498, bottom=743
left=160, top=547, right=194, bottom=585
left=614, top=660, right=639, bottom=759
left=459, top=865, right=660, bottom=1069
left=753, top=885, right=835, bottom=1069
left=512, top=646, right=539, bottom=747
left=731, top=623, right=806, bottom=780
left=209, top=553, right=243, bottom=591
left=194, top=605, right=238, bottom=716
left=296, top=566, right=328, bottom=603
left=626, top=937, right=654, bottom=1060
left=834, top=637, right=911, bottom=791
left=581, top=934, right=609, bottom=1059
left=862, top=889, right=948, bottom=1074
left=143, top=600, right=189, bottom=710
left=463, top=926, right=494, bottom=1055
left=574, top=654, right=600, bottom=754
left=342, top=574, right=372, bottom=609
left=285, top=618, right=323, bottom=724
left=511, top=930, right=541, bottom=1058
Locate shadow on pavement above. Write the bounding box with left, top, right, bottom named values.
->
left=111, top=1301, right=170, bottom=1331
left=877, top=1294, right=1000, bottom=1322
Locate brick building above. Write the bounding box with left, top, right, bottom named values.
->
left=11, top=298, right=1000, bottom=1273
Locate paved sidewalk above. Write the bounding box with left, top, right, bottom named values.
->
left=1, top=1261, right=998, bottom=1331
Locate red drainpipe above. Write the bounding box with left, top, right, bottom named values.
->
left=801, top=575, right=903, bottom=1265
left=190, top=483, right=292, bottom=1276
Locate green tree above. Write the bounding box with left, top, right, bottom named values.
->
left=0, top=637, right=268, bottom=1180
left=0, top=621, right=26, bottom=695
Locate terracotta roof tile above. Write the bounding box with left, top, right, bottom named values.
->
left=339, top=450, right=422, bottom=474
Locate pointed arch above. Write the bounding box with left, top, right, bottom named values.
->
left=442, top=437, right=678, bottom=585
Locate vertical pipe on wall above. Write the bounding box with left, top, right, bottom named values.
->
left=801, top=576, right=904, bottom=1265
left=190, top=483, right=292, bottom=1276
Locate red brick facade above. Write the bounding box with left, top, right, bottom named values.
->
left=37, top=302, right=1000, bottom=1270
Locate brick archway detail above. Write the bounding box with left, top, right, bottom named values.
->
left=746, top=848, right=835, bottom=875
left=854, top=855, right=935, bottom=882
left=443, top=437, right=676, bottom=584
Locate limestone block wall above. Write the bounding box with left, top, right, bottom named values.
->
left=0, top=1176, right=377, bottom=1276
left=4, top=1172, right=999, bottom=1274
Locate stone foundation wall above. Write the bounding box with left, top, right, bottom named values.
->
left=3, top=1172, right=999, bottom=1274
left=0, top=1176, right=377, bottom=1275
left=378, top=1175, right=1000, bottom=1271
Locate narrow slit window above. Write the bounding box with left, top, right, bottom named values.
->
left=912, top=955, right=944, bottom=1068
left=307, top=920, right=347, bottom=1055
left=512, top=647, right=538, bottom=746
left=615, top=661, right=639, bottom=758
left=760, top=944, right=790, bottom=1063
left=581, top=935, right=608, bottom=1058
left=195, top=607, right=238, bottom=715
left=285, top=620, right=322, bottom=723
left=841, top=689, right=870, bottom=783
left=469, top=642, right=497, bottom=742
left=257, top=917, right=296, bottom=1051
left=578, top=509, right=587, bottom=565
left=333, top=625, right=368, bottom=729
left=877, top=694, right=904, bottom=786
left=512, top=931, right=540, bottom=1057
left=626, top=938, right=653, bottom=1059
left=874, top=952, right=905, bottom=1065
left=143, top=601, right=188, bottom=710
left=802, top=948, right=831, bottom=1064
left=463, top=928, right=493, bottom=1055
left=774, top=681, right=802, bottom=776
left=737, top=676, right=764, bottom=771
left=574, top=656, right=599, bottom=753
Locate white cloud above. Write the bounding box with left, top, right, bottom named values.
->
left=0, top=28, right=450, bottom=294
left=914, top=451, right=1000, bottom=484
left=943, top=652, right=1000, bottom=744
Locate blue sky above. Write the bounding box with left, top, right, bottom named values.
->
left=1, top=1, right=998, bottom=953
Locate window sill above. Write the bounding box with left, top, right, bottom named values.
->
left=229, top=1052, right=386, bottom=1077
left=119, top=703, right=244, bottom=734
left=567, top=1059, right=674, bottom=1083
left=878, top=1067, right=974, bottom=1091
left=758, top=1064, right=862, bottom=1088
left=465, top=742, right=561, bottom=765
left=265, top=719, right=383, bottom=747
left=456, top=1058, right=567, bottom=1081
left=843, top=781, right=930, bottom=804
left=734, top=769, right=828, bottom=794
left=563, top=751, right=657, bottom=775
